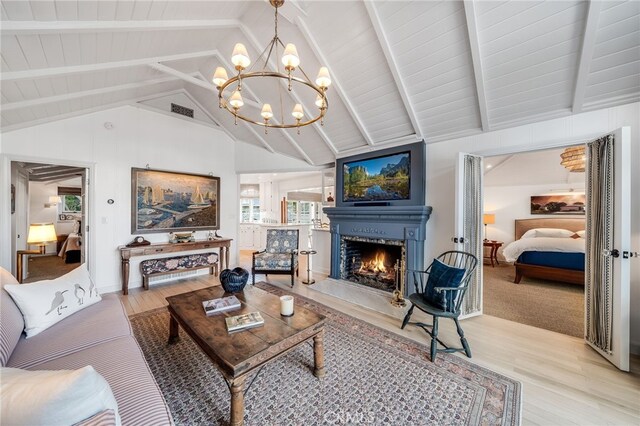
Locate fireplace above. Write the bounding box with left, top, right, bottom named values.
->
left=324, top=206, right=432, bottom=296
left=340, top=236, right=405, bottom=293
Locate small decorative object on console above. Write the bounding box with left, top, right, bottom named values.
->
left=169, top=232, right=195, bottom=243
left=202, top=295, right=241, bottom=315
left=126, top=236, right=151, bottom=247
left=225, top=311, right=264, bottom=333
left=220, top=267, right=249, bottom=293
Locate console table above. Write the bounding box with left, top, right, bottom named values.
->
left=118, top=239, right=232, bottom=295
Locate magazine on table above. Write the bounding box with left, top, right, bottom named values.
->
left=225, top=312, right=265, bottom=333
left=202, top=295, right=241, bottom=315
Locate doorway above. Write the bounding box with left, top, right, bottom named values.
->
left=11, top=161, right=88, bottom=283
left=481, top=148, right=586, bottom=337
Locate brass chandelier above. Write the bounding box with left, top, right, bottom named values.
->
left=212, top=0, right=331, bottom=134
left=560, top=146, right=586, bottom=172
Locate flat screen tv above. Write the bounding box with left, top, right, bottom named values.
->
left=343, top=152, right=410, bottom=202
left=335, top=141, right=425, bottom=207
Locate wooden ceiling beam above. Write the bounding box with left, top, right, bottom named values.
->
left=572, top=1, right=602, bottom=114
left=1, top=50, right=220, bottom=82
left=364, top=1, right=423, bottom=140
left=0, top=19, right=240, bottom=35
left=463, top=0, right=490, bottom=132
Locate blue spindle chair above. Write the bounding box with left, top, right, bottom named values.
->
left=401, top=251, right=478, bottom=361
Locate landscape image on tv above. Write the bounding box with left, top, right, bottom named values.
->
left=343, top=152, right=410, bottom=202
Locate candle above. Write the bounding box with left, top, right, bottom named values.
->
left=280, top=295, right=294, bottom=317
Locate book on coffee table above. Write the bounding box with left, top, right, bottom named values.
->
left=202, top=295, right=241, bottom=315
left=225, top=312, right=264, bottom=333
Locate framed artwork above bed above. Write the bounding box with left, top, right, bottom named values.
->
left=530, top=194, right=585, bottom=215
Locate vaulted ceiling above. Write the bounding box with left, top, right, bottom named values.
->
left=1, top=1, right=639, bottom=166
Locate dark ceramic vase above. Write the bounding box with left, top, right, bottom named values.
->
left=219, top=267, right=249, bottom=293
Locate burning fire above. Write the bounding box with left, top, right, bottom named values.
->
left=359, top=251, right=387, bottom=274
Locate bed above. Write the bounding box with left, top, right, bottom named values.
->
left=57, top=232, right=82, bottom=263
left=503, top=218, right=585, bottom=285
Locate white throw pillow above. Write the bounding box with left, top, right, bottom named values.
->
left=521, top=228, right=575, bottom=239
left=0, top=366, right=120, bottom=426
left=4, top=264, right=101, bottom=338
left=577, top=230, right=586, bottom=238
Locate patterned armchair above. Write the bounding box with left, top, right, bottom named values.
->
left=252, top=229, right=299, bottom=287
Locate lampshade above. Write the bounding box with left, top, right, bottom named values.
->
left=281, top=43, right=300, bottom=69
left=261, top=104, right=273, bottom=119
left=560, top=146, right=585, bottom=172
left=483, top=214, right=495, bottom=225
left=48, top=195, right=61, bottom=205
left=315, top=67, right=331, bottom=88
left=231, top=43, right=250, bottom=69
left=229, top=90, right=244, bottom=109
left=292, top=104, right=304, bottom=120
left=27, top=223, right=57, bottom=245
left=212, top=67, right=228, bottom=88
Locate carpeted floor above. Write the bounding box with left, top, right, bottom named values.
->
left=483, top=264, right=584, bottom=337
left=23, top=255, right=79, bottom=283
left=130, top=282, right=521, bottom=426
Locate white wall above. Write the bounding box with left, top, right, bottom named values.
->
left=484, top=183, right=585, bottom=247
left=1, top=105, right=240, bottom=292
left=424, top=102, right=640, bottom=353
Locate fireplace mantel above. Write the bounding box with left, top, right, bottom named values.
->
left=324, top=205, right=432, bottom=295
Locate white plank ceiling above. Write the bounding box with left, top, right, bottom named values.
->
left=1, top=0, right=639, bottom=166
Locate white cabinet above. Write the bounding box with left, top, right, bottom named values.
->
left=238, top=224, right=261, bottom=249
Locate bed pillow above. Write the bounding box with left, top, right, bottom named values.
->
left=0, top=366, right=120, bottom=426
left=521, top=228, right=575, bottom=239
left=3, top=264, right=101, bottom=338
left=576, top=230, right=586, bottom=238
left=423, top=259, right=466, bottom=311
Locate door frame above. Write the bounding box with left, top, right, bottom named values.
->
left=0, top=154, right=96, bottom=278
left=458, top=133, right=606, bottom=308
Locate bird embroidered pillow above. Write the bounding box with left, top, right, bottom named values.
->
left=4, top=264, right=101, bottom=338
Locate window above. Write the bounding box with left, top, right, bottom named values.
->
left=240, top=198, right=260, bottom=223
left=286, top=201, right=317, bottom=224
left=239, top=184, right=261, bottom=223
left=61, top=195, right=82, bottom=213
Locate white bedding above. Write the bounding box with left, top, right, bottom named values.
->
left=502, top=237, right=585, bottom=263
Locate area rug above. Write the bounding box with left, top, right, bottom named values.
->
left=130, top=283, right=521, bottom=425
left=483, top=264, right=584, bottom=337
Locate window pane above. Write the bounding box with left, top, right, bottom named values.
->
left=62, top=195, right=82, bottom=212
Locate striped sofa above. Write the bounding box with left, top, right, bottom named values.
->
left=0, top=267, right=172, bottom=425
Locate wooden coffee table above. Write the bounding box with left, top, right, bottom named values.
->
left=165, top=285, right=326, bottom=426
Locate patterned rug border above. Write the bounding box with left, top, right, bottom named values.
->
left=130, top=282, right=522, bottom=425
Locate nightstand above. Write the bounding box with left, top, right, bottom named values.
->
left=483, top=240, right=503, bottom=267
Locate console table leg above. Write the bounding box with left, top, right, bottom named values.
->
left=230, top=376, right=246, bottom=426
left=121, top=258, right=130, bottom=295
left=313, top=330, right=326, bottom=379
left=168, top=316, right=180, bottom=344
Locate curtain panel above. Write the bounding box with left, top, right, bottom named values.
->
left=461, top=154, right=483, bottom=315
left=585, top=134, right=615, bottom=353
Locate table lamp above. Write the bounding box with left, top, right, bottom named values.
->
left=16, top=223, right=57, bottom=283
left=483, top=214, right=495, bottom=241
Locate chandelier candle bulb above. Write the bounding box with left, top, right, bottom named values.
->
left=231, top=43, right=250, bottom=70
left=261, top=104, right=273, bottom=119
left=316, top=67, right=331, bottom=88
left=315, top=94, right=325, bottom=109
left=212, top=67, right=228, bottom=88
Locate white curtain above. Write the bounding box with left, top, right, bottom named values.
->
left=585, top=134, right=615, bottom=353
left=461, top=154, right=483, bottom=316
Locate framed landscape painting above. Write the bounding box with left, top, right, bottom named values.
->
left=530, top=194, right=585, bottom=215
left=131, top=168, right=220, bottom=234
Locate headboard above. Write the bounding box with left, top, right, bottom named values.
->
left=514, top=218, right=585, bottom=240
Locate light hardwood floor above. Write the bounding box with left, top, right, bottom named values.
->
left=117, top=251, right=640, bottom=425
